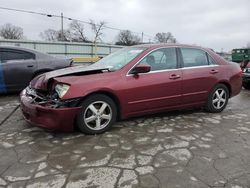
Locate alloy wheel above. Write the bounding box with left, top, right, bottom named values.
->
left=83, top=101, right=112, bottom=131
left=212, top=88, right=226, bottom=109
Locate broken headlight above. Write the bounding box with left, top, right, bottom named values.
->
left=55, top=84, right=70, bottom=98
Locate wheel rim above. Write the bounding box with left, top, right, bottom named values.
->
left=84, top=101, right=112, bottom=131
left=212, top=88, right=227, bottom=109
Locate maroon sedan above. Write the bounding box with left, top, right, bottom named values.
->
left=20, top=44, right=242, bottom=134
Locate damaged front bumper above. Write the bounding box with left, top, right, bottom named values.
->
left=20, top=87, right=82, bottom=132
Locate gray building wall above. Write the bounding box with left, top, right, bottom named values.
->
left=0, top=39, right=123, bottom=58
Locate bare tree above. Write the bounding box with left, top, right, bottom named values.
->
left=0, top=23, right=24, bottom=40
left=40, top=29, right=58, bottom=41
left=69, top=21, right=89, bottom=42
left=115, top=30, right=141, bottom=46
left=40, top=29, right=72, bottom=42
left=57, top=30, right=72, bottom=42
left=90, top=20, right=106, bottom=43
left=154, top=32, right=176, bottom=43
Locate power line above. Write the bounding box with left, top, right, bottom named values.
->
left=0, top=6, right=58, bottom=17
left=0, top=6, right=154, bottom=39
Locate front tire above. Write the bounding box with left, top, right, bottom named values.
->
left=76, top=94, right=117, bottom=134
left=205, top=84, right=229, bottom=113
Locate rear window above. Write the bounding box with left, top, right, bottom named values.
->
left=0, top=50, right=35, bottom=63
left=181, top=48, right=209, bottom=67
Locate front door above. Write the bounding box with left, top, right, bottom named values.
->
left=122, top=47, right=182, bottom=116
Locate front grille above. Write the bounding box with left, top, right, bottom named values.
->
left=25, top=87, right=80, bottom=108
left=26, top=87, right=48, bottom=103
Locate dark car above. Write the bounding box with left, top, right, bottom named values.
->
left=242, top=62, right=250, bottom=89
left=0, top=46, right=72, bottom=93
left=20, top=44, right=242, bottom=134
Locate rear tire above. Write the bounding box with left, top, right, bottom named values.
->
left=205, top=84, right=229, bottom=113
left=76, top=94, right=117, bottom=134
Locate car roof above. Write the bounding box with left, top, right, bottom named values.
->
left=134, top=43, right=210, bottom=51
left=133, top=43, right=229, bottom=65
left=0, top=45, right=56, bottom=60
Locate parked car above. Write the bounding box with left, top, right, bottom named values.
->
left=20, top=44, right=242, bottom=134
left=232, top=48, right=250, bottom=63
left=242, top=62, right=250, bottom=89
left=0, top=46, right=72, bottom=93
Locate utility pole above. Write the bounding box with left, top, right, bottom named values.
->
left=141, top=32, right=144, bottom=43
left=61, top=12, right=64, bottom=40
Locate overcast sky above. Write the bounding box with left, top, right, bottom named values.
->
left=0, top=0, right=249, bottom=51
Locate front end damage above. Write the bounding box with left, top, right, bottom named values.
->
left=25, top=86, right=81, bottom=109
left=20, top=66, right=112, bottom=131
left=20, top=86, right=82, bottom=132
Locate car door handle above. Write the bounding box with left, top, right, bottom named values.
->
left=210, top=69, right=218, bottom=74
left=169, top=74, right=181, bottom=80
left=27, top=65, right=34, bottom=68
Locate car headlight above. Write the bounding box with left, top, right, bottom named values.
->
left=55, top=84, right=70, bottom=98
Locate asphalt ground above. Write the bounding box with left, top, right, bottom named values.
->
left=0, top=90, right=250, bottom=188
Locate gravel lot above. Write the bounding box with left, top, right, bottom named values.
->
left=0, top=90, right=250, bottom=188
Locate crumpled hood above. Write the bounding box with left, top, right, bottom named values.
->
left=30, top=65, right=109, bottom=90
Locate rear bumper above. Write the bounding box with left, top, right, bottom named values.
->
left=20, top=89, right=81, bottom=132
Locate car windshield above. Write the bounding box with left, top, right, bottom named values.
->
left=89, top=47, right=146, bottom=71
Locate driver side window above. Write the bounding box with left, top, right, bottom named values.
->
left=139, top=48, right=177, bottom=71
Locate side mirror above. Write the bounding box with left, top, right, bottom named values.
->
left=130, top=64, right=151, bottom=75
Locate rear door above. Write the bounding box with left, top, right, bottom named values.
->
left=123, top=47, right=182, bottom=115
left=0, top=49, right=37, bottom=92
left=179, top=47, right=219, bottom=105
